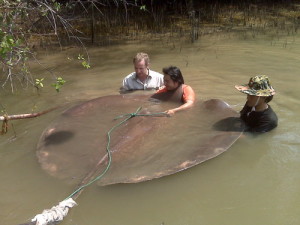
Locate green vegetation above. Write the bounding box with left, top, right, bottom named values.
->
left=52, top=77, right=66, bottom=92
left=78, top=54, right=90, bottom=69
left=0, top=0, right=299, bottom=93
left=0, top=0, right=67, bottom=93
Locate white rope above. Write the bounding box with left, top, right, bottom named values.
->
left=31, top=198, right=77, bottom=225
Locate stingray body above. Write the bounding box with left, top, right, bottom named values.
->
left=37, top=94, right=244, bottom=186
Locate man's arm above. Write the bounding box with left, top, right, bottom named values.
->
left=122, top=77, right=130, bottom=91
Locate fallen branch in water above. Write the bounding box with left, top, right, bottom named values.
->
left=1, top=106, right=60, bottom=135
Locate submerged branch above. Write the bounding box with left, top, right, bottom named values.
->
left=0, top=106, right=60, bottom=121
left=1, top=106, right=61, bottom=135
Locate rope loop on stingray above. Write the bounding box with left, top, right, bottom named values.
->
left=114, top=106, right=169, bottom=120
left=30, top=107, right=168, bottom=225
left=64, top=107, right=168, bottom=200
left=31, top=107, right=168, bottom=225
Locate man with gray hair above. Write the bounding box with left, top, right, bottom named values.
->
left=122, top=52, right=164, bottom=91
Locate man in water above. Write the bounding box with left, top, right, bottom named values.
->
left=122, top=52, right=164, bottom=91
left=235, top=75, right=278, bottom=133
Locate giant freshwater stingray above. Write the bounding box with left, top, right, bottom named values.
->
left=37, top=92, right=244, bottom=187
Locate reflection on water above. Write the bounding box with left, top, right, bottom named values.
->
left=1, top=30, right=300, bottom=225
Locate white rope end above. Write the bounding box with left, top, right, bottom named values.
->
left=31, top=198, right=77, bottom=225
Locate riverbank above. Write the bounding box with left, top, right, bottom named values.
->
left=29, top=1, right=300, bottom=47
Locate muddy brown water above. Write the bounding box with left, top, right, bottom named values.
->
left=1, top=30, right=300, bottom=225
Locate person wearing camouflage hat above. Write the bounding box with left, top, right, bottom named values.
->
left=235, top=75, right=278, bottom=133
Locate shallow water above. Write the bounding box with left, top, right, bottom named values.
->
left=1, top=30, right=300, bottom=225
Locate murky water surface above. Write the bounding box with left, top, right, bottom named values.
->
left=1, top=30, right=300, bottom=225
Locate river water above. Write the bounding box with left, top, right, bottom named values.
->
left=1, top=29, right=300, bottom=225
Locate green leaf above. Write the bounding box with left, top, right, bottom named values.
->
left=140, top=5, right=146, bottom=11
left=82, top=61, right=90, bottom=69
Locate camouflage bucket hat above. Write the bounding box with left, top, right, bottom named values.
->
left=235, top=75, right=276, bottom=96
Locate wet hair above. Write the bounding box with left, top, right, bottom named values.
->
left=162, top=66, right=185, bottom=85
left=265, top=95, right=273, bottom=103
left=133, top=52, right=150, bottom=66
